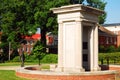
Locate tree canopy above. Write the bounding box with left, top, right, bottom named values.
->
left=0, top=0, right=106, bottom=55
left=0, top=0, right=70, bottom=47
left=70, top=0, right=107, bottom=24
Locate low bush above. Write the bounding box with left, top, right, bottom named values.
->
left=106, top=46, right=116, bottom=53
left=12, top=56, right=20, bottom=62
left=99, top=52, right=120, bottom=64
left=12, top=53, right=58, bottom=64
left=117, top=46, right=120, bottom=52
left=41, top=54, right=58, bottom=63
left=25, top=54, right=37, bottom=62
left=99, top=45, right=106, bottom=53
left=99, top=45, right=118, bottom=53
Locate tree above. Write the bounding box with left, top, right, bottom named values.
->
left=33, top=0, right=70, bottom=52
left=0, top=0, right=37, bottom=51
left=32, top=41, right=45, bottom=65
left=86, top=0, right=107, bottom=24
left=70, top=0, right=107, bottom=24
left=70, top=0, right=84, bottom=4
left=0, top=0, right=70, bottom=54
left=0, top=0, right=106, bottom=57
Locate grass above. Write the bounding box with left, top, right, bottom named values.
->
left=41, top=64, right=50, bottom=69
left=0, top=62, right=50, bottom=80
left=1, top=62, right=120, bottom=80
left=0, top=70, right=28, bottom=80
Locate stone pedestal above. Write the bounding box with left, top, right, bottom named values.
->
left=51, top=4, right=104, bottom=72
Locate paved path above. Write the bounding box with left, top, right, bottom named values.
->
left=0, top=66, right=20, bottom=70
left=0, top=65, right=38, bottom=70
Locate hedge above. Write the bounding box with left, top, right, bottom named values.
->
left=11, top=53, right=58, bottom=63
left=41, top=54, right=58, bottom=63
left=99, top=52, right=120, bottom=64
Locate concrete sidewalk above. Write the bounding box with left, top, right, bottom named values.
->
left=0, top=66, right=21, bottom=70
left=0, top=65, right=38, bottom=70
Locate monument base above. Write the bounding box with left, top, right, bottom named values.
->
left=55, top=67, right=85, bottom=73
left=16, top=66, right=117, bottom=80
left=91, top=66, right=101, bottom=71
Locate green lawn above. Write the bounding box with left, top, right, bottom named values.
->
left=0, top=70, right=28, bottom=80
left=0, top=62, right=50, bottom=80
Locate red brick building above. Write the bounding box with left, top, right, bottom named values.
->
left=18, top=32, right=58, bottom=54
left=99, top=23, right=120, bottom=48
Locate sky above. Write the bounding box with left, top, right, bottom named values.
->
left=104, top=0, right=120, bottom=24
left=36, top=28, right=40, bottom=34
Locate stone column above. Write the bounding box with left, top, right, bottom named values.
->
left=75, top=20, right=84, bottom=72
left=93, top=24, right=101, bottom=71
left=89, top=26, right=94, bottom=71
left=57, top=22, right=63, bottom=72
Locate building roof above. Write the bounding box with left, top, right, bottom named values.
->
left=98, top=25, right=117, bottom=36
left=25, top=34, right=40, bottom=40
left=102, top=23, right=120, bottom=27
left=24, top=33, right=51, bottom=40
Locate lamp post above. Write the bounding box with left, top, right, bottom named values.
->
left=20, top=43, right=25, bottom=67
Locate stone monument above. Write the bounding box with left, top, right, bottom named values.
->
left=16, top=4, right=117, bottom=80
left=51, top=4, right=104, bottom=72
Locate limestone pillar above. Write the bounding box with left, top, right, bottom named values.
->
left=89, top=26, right=94, bottom=71
left=93, top=24, right=101, bottom=71
left=75, top=20, right=85, bottom=72
left=57, top=22, right=63, bottom=72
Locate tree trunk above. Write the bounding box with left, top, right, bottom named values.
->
left=41, top=28, right=46, bottom=53
left=39, top=58, right=40, bottom=66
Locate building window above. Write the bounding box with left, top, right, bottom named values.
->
left=83, top=42, right=88, bottom=49
left=83, top=54, right=88, bottom=61
left=114, top=37, right=117, bottom=44
left=106, top=37, right=109, bottom=44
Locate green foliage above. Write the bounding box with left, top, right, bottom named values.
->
left=99, top=45, right=118, bottom=53
left=106, top=46, right=116, bottom=53
left=0, top=0, right=70, bottom=54
left=0, top=0, right=38, bottom=55
left=12, top=53, right=58, bottom=64
left=99, top=45, right=105, bottom=53
left=99, top=52, right=120, bottom=64
left=70, top=0, right=107, bottom=24
left=117, top=46, right=120, bottom=52
left=86, top=0, right=107, bottom=24
left=11, top=56, right=20, bottom=62
left=41, top=54, right=58, bottom=63
left=24, top=54, right=37, bottom=62
left=32, top=41, right=46, bottom=65
left=0, top=70, right=28, bottom=80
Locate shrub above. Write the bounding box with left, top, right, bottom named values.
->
left=25, top=54, right=37, bottom=62
left=32, top=41, right=46, bottom=65
left=41, top=54, right=58, bottom=63
left=99, top=45, right=105, bottom=53
left=12, top=56, right=20, bottom=62
left=106, top=46, right=116, bottom=53
left=117, top=46, right=120, bottom=52
left=99, top=52, right=120, bottom=64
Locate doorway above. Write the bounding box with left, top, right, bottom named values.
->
left=82, top=26, right=90, bottom=71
